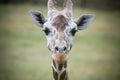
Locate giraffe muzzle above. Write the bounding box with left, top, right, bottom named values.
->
left=52, top=53, right=69, bottom=64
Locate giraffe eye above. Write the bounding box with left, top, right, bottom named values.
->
left=70, top=28, right=77, bottom=36
left=43, top=27, right=51, bottom=35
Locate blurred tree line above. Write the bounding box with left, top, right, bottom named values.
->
left=0, top=0, right=120, bottom=10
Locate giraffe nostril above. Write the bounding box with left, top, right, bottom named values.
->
left=55, top=46, right=67, bottom=53
left=55, top=46, right=59, bottom=51
left=63, top=47, right=67, bottom=51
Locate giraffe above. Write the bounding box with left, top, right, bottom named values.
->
left=30, top=0, right=95, bottom=80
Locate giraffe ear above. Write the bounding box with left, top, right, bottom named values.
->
left=29, top=10, right=46, bottom=28
left=75, top=14, right=95, bottom=30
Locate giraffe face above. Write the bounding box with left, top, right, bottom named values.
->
left=43, top=14, right=77, bottom=53
left=30, top=0, right=95, bottom=54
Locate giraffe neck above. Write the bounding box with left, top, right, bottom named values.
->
left=52, top=60, right=68, bottom=80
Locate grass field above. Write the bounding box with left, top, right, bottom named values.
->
left=0, top=4, right=120, bottom=80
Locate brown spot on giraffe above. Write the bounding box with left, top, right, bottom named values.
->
left=53, top=15, right=68, bottom=32
left=58, top=63, right=63, bottom=71
left=60, top=70, right=67, bottom=80
left=52, top=66, right=58, bottom=80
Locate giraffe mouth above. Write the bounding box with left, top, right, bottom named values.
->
left=52, top=53, right=69, bottom=64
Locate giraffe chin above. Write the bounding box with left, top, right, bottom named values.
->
left=52, top=53, right=69, bottom=64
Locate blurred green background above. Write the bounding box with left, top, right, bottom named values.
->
left=0, top=0, right=120, bottom=80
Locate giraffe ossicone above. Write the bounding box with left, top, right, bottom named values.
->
left=30, top=0, right=95, bottom=80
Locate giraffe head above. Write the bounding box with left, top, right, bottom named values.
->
left=30, top=0, right=95, bottom=58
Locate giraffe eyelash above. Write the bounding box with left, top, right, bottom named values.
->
left=43, top=27, right=51, bottom=35
left=70, top=28, right=77, bottom=36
